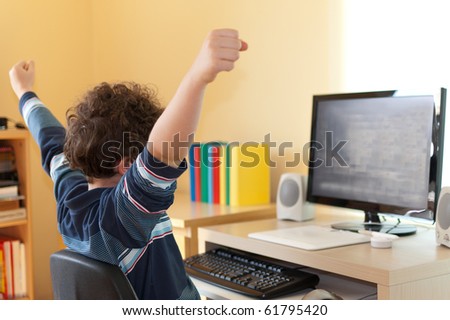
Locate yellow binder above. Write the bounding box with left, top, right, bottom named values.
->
left=229, top=143, right=271, bottom=206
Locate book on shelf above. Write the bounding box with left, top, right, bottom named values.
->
left=0, top=199, right=20, bottom=211
left=0, top=170, right=20, bottom=200
left=18, top=243, right=27, bottom=298
left=0, top=146, right=16, bottom=174
left=0, top=238, right=13, bottom=299
left=0, top=184, right=18, bottom=199
left=0, top=171, right=19, bottom=181
left=0, top=236, right=26, bottom=299
left=0, top=208, right=26, bottom=223
left=188, top=142, right=270, bottom=207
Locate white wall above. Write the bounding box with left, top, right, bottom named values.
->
left=341, top=0, right=450, bottom=188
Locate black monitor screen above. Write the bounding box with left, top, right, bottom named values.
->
left=306, top=91, right=441, bottom=235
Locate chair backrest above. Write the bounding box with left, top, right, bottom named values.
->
left=50, top=249, right=138, bottom=300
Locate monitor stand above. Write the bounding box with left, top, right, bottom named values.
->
left=331, top=210, right=417, bottom=236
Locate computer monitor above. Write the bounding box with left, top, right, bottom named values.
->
left=306, top=89, right=447, bottom=236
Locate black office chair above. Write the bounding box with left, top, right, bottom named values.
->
left=50, top=249, right=138, bottom=300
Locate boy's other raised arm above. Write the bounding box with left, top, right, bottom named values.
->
left=9, top=60, right=66, bottom=176
left=9, top=60, right=35, bottom=100
left=148, top=29, right=247, bottom=167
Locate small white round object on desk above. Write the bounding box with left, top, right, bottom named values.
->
left=370, top=236, right=393, bottom=248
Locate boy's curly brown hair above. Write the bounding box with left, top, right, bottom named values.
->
left=64, top=82, right=164, bottom=180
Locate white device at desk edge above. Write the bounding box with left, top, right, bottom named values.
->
left=248, top=225, right=371, bottom=250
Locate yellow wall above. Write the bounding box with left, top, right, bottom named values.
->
left=1, top=0, right=343, bottom=298
left=0, top=0, right=93, bottom=299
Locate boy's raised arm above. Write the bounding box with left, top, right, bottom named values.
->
left=148, top=28, right=247, bottom=167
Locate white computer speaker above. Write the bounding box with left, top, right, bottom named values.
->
left=276, top=173, right=314, bottom=222
left=436, top=187, right=450, bottom=247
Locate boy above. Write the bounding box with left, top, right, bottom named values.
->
left=9, top=29, right=247, bottom=299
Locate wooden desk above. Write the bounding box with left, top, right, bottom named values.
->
left=196, top=205, right=450, bottom=299
left=168, top=192, right=276, bottom=258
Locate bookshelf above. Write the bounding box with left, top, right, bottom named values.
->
left=0, top=129, right=34, bottom=299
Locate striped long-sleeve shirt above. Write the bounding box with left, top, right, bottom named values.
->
left=20, top=92, right=200, bottom=300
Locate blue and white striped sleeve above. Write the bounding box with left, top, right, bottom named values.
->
left=114, top=148, right=187, bottom=242
left=19, top=92, right=67, bottom=176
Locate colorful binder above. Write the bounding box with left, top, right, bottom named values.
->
left=189, top=141, right=271, bottom=207
left=188, top=143, right=201, bottom=202
left=228, top=144, right=271, bottom=206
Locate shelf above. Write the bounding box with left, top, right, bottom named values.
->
left=0, top=129, right=29, bottom=140
left=0, top=218, right=27, bottom=228
left=0, top=129, right=34, bottom=299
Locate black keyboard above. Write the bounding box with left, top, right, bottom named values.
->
left=184, top=248, right=320, bottom=299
